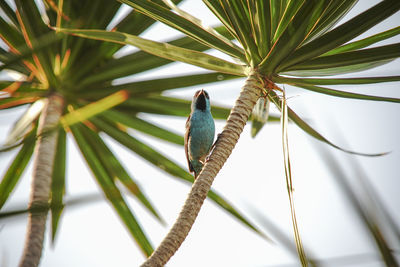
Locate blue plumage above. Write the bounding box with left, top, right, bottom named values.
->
left=185, top=89, right=215, bottom=178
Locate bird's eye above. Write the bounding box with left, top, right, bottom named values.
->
left=194, top=90, right=202, bottom=97
left=204, top=91, right=209, bottom=99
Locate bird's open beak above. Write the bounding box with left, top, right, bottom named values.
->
left=200, top=89, right=205, bottom=96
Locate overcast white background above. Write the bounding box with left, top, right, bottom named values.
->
left=1, top=1, right=399, bottom=266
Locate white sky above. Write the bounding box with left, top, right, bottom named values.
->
left=0, top=1, right=400, bottom=266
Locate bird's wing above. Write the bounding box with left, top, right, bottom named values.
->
left=184, top=115, right=194, bottom=172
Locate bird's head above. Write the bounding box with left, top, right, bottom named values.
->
left=192, top=89, right=210, bottom=112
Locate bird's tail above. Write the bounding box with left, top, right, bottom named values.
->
left=191, top=160, right=204, bottom=179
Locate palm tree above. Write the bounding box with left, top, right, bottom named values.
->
left=0, top=1, right=274, bottom=266
left=58, top=0, right=400, bottom=266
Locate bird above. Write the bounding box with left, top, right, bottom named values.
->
left=185, top=89, right=215, bottom=179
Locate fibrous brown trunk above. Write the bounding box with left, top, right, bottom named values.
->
left=19, top=94, right=64, bottom=267
left=141, top=71, right=264, bottom=267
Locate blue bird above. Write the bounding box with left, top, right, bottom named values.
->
left=185, top=89, right=215, bottom=179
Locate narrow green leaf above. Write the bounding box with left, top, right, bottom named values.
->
left=0, top=130, right=36, bottom=209
left=91, top=117, right=189, bottom=179
left=0, top=128, right=37, bottom=153
left=78, top=50, right=174, bottom=88
left=161, top=0, right=240, bottom=53
left=282, top=59, right=394, bottom=77
left=249, top=207, right=318, bottom=266
left=102, top=110, right=184, bottom=146
left=78, top=26, right=235, bottom=88
left=247, top=0, right=271, bottom=58
left=202, top=1, right=237, bottom=38
left=273, top=75, right=400, bottom=85
left=0, top=0, right=19, bottom=27
left=260, top=0, right=331, bottom=73
left=281, top=90, right=308, bottom=266
left=289, top=83, right=400, bottom=103
left=117, top=95, right=280, bottom=123
left=324, top=26, right=400, bottom=56
left=0, top=81, right=46, bottom=98
left=58, top=28, right=245, bottom=76
left=0, top=193, right=102, bottom=220
left=15, top=0, right=57, bottom=87
left=119, top=97, right=190, bottom=118
left=119, top=95, right=232, bottom=119
left=218, top=0, right=260, bottom=64
left=57, top=1, right=125, bottom=72
left=91, top=1, right=122, bottom=29
left=268, top=90, right=385, bottom=157
left=82, top=72, right=238, bottom=98
left=0, top=32, right=61, bottom=72
left=279, top=0, right=400, bottom=71
left=63, top=2, right=130, bottom=82
left=50, top=128, right=67, bottom=243
left=304, top=0, right=358, bottom=42
left=91, top=117, right=269, bottom=240
left=0, top=95, right=40, bottom=110
left=272, top=0, right=305, bottom=43
left=78, top=122, right=163, bottom=223
left=0, top=16, right=25, bottom=49
left=206, top=190, right=271, bottom=242
left=286, top=43, right=400, bottom=72
left=269, top=0, right=283, bottom=40
left=316, top=146, right=399, bottom=266
left=117, top=0, right=245, bottom=60
left=0, top=47, right=28, bottom=74
left=60, top=90, right=129, bottom=128
left=70, top=123, right=154, bottom=256
left=97, top=0, right=169, bottom=67
left=113, top=8, right=156, bottom=35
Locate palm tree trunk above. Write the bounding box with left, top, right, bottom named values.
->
left=19, top=94, right=64, bottom=267
left=141, top=71, right=265, bottom=267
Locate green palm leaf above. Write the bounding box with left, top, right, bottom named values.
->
left=273, top=75, right=400, bottom=85
left=77, top=31, right=224, bottom=87
left=57, top=28, right=245, bottom=76
left=282, top=59, right=395, bottom=77
left=303, top=0, right=358, bottom=42
left=246, top=0, right=271, bottom=58
left=102, top=110, right=184, bottom=146
left=80, top=72, right=238, bottom=98
left=76, top=120, right=163, bottom=222
left=259, top=0, right=331, bottom=73
left=268, top=90, right=386, bottom=157
left=279, top=0, right=400, bottom=71
left=116, top=0, right=245, bottom=60
left=287, top=83, right=400, bottom=103
left=0, top=128, right=36, bottom=208
left=324, top=26, right=400, bottom=55
left=286, top=43, right=400, bottom=72
left=50, top=128, right=67, bottom=243
left=70, top=122, right=154, bottom=256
